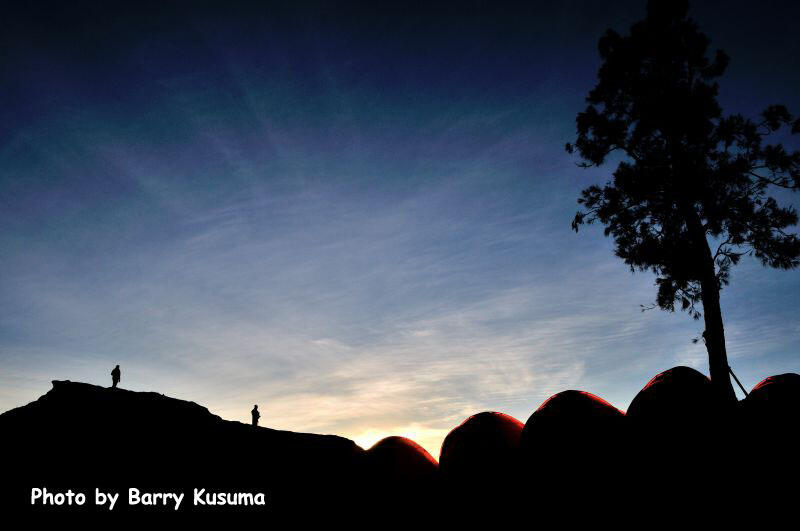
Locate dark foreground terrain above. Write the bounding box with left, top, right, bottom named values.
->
left=1, top=368, right=798, bottom=524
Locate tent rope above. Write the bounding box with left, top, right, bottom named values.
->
left=728, top=366, right=749, bottom=398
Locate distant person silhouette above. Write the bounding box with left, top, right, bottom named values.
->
left=111, top=365, right=121, bottom=389
left=251, top=405, right=260, bottom=427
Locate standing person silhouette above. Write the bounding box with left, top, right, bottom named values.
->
left=251, top=404, right=260, bottom=427
left=111, top=365, right=121, bottom=389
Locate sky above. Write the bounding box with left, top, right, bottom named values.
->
left=2, top=0, right=799, bottom=457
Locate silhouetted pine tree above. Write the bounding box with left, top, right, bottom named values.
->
left=567, top=0, right=800, bottom=402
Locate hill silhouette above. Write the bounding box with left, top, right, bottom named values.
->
left=0, top=380, right=434, bottom=521
left=2, top=372, right=798, bottom=523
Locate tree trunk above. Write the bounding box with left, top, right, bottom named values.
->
left=698, top=263, right=737, bottom=403
left=685, top=208, right=737, bottom=403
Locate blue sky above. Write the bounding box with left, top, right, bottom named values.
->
left=2, top=1, right=799, bottom=456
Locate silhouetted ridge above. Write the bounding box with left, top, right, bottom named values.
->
left=1, top=380, right=365, bottom=519
left=2, top=380, right=358, bottom=450
left=2, top=371, right=798, bottom=522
